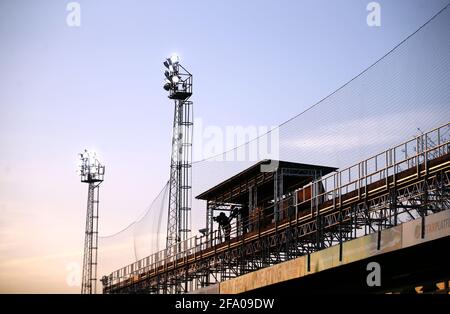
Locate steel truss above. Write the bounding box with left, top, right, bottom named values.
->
left=79, top=150, right=105, bottom=294
left=103, top=123, right=450, bottom=294
left=82, top=182, right=101, bottom=294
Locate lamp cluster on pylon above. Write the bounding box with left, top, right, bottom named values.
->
left=163, top=55, right=181, bottom=91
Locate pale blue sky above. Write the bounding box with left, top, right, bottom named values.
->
left=0, top=0, right=449, bottom=292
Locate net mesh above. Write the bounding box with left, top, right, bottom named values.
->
left=97, top=5, right=450, bottom=284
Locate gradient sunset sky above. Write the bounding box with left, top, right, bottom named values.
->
left=1, top=0, right=449, bottom=293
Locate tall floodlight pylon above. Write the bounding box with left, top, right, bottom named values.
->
left=163, top=55, right=194, bottom=253
left=78, top=149, right=105, bottom=294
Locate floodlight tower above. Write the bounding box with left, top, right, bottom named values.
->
left=78, top=149, right=105, bottom=294
left=163, top=55, right=193, bottom=251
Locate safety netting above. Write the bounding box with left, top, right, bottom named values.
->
left=97, top=5, right=450, bottom=288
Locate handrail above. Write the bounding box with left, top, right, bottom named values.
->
left=297, top=122, right=449, bottom=209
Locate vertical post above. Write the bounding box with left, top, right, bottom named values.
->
left=391, top=189, right=398, bottom=226
left=339, top=204, right=343, bottom=262
left=81, top=183, right=94, bottom=294
left=274, top=170, right=278, bottom=225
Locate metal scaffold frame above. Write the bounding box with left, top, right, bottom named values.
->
left=102, top=123, right=450, bottom=294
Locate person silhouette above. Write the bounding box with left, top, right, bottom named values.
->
left=215, top=212, right=231, bottom=241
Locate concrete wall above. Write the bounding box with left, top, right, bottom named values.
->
left=402, top=209, right=450, bottom=248
left=220, top=257, right=305, bottom=294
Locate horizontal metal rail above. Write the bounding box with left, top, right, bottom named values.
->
left=300, top=123, right=449, bottom=212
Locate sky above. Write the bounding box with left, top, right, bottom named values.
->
left=0, top=0, right=449, bottom=293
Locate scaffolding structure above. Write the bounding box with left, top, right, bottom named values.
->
left=102, top=123, right=450, bottom=294
left=79, top=150, right=105, bottom=294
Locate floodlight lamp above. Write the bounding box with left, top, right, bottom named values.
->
left=163, top=59, right=171, bottom=69
left=163, top=82, right=171, bottom=91
left=169, top=54, right=179, bottom=64
left=172, top=75, right=180, bottom=83
left=164, top=70, right=171, bottom=80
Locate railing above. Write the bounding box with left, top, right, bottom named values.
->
left=103, top=122, right=450, bottom=290
left=104, top=207, right=279, bottom=288
left=298, top=122, right=450, bottom=213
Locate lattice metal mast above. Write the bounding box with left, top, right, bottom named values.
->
left=163, top=55, right=193, bottom=249
left=78, top=150, right=105, bottom=294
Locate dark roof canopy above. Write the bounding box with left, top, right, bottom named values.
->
left=196, top=159, right=337, bottom=202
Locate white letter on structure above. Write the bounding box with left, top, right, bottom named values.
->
left=366, top=261, right=381, bottom=287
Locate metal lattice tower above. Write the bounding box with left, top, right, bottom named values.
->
left=78, top=150, right=105, bottom=294
left=163, top=56, right=194, bottom=250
